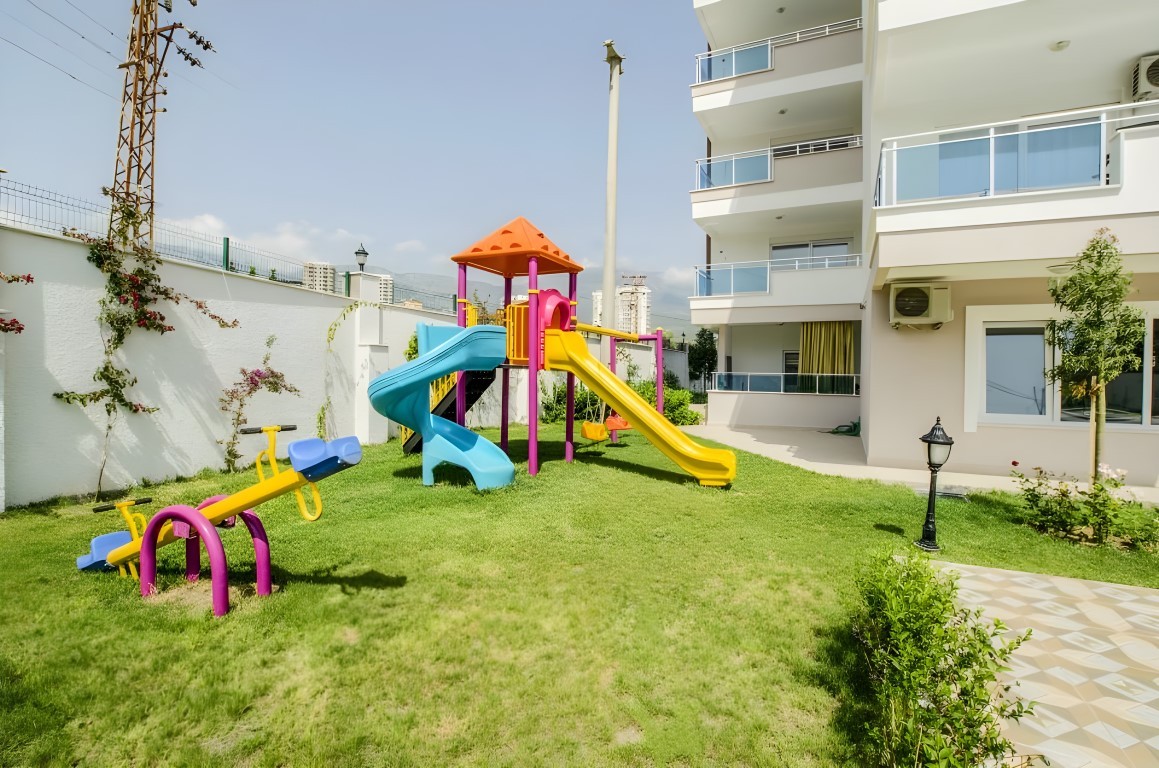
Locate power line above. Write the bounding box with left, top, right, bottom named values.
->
left=61, top=0, right=122, bottom=41
left=0, top=33, right=116, bottom=100
left=1, top=9, right=117, bottom=83
left=23, top=0, right=120, bottom=62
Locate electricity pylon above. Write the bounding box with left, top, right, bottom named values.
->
left=110, top=0, right=211, bottom=248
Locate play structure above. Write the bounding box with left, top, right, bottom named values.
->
left=77, top=430, right=361, bottom=616
left=368, top=217, right=736, bottom=490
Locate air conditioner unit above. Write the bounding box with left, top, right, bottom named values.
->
left=1132, top=55, right=1159, bottom=102
left=889, top=283, right=953, bottom=327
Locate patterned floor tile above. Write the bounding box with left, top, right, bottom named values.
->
left=935, top=563, right=1159, bottom=767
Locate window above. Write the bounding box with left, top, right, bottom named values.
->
left=1061, top=335, right=1144, bottom=424
left=985, top=325, right=1048, bottom=416
left=783, top=350, right=799, bottom=393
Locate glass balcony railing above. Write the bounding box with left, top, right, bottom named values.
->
left=693, top=254, right=862, bottom=297
left=695, top=136, right=862, bottom=190
left=694, top=18, right=863, bottom=84
left=713, top=372, right=860, bottom=395
left=876, top=100, right=1159, bottom=206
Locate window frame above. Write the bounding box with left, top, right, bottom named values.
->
left=980, top=321, right=1052, bottom=424
left=964, top=303, right=1157, bottom=433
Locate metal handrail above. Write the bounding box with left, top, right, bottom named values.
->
left=695, top=136, right=862, bottom=190
left=694, top=18, right=863, bottom=83
left=876, top=99, right=1159, bottom=207
left=693, top=254, right=863, bottom=297
left=712, top=371, right=860, bottom=395
left=880, top=97, right=1159, bottom=147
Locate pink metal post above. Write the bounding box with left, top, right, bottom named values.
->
left=528, top=257, right=540, bottom=474
left=565, top=273, right=577, bottom=461
left=501, top=277, right=512, bottom=452
left=654, top=331, right=665, bottom=414
left=456, top=263, right=468, bottom=426
left=609, top=336, right=619, bottom=444
left=140, top=505, right=231, bottom=617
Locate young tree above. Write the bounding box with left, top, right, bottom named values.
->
left=1046, top=229, right=1144, bottom=483
left=687, top=327, right=718, bottom=388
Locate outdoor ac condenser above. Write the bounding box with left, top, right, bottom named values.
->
left=889, top=283, right=953, bottom=327
left=1132, top=55, right=1159, bottom=101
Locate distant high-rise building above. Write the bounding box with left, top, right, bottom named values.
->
left=303, top=261, right=336, bottom=293
left=593, top=276, right=651, bottom=335
left=378, top=274, right=395, bottom=305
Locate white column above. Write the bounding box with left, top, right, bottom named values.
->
left=716, top=326, right=730, bottom=375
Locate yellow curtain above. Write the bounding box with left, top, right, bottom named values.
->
left=799, top=321, right=855, bottom=375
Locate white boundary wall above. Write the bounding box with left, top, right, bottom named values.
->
left=0, top=228, right=455, bottom=507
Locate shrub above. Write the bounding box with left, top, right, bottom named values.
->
left=539, top=380, right=700, bottom=426
left=630, top=381, right=701, bottom=426
left=1011, top=462, right=1158, bottom=550
left=853, top=553, right=1034, bottom=768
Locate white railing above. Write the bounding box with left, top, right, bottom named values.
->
left=876, top=99, right=1159, bottom=206
left=695, top=135, right=862, bottom=190
left=693, top=254, right=863, bottom=297
left=694, top=18, right=863, bottom=83
left=713, top=372, right=860, bottom=396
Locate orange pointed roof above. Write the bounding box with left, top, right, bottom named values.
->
left=451, top=216, right=582, bottom=278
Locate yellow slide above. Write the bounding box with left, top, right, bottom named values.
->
left=543, top=329, right=736, bottom=487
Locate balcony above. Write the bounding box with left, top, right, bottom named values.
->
left=689, top=254, right=868, bottom=326
left=878, top=101, right=1159, bottom=206
left=697, top=136, right=861, bottom=190
left=691, top=137, right=863, bottom=237
left=873, top=100, right=1159, bottom=284
left=695, top=18, right=862, bottom=84
left=714, top=371, right=859, bottom=396
left=692, top=19, right=862, bottom=142
left=694, top=253, right=863, bottom=297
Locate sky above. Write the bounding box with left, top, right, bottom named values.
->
left=0, top=0, right=709, bottom=335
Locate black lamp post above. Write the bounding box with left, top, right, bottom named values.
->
left=681, top=331, right=687, bottom=350
left=354, top=244, right=369, bottom=272
left=915, top=416, right=954, bottom=552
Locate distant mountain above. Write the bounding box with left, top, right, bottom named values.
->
left=338, top=267, right=697, bottom=336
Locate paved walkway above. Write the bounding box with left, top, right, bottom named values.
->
left=682, top=424, right=1159, bottom=504
left=684, top=425, right=1159, bottom=765
left=940, top=563, right=1159, bottom=767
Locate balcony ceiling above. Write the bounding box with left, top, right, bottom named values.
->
left=697, top=199, right=861, bottom=240
left=696, top=81, right=862, bottom=144
left=695, top=0, right=861, bottom=50
left=874, top=0, right=1159, bottom=136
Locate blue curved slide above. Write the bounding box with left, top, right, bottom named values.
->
left=369, top=325, right=514, bottom=490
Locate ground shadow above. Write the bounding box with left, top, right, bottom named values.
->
left=799, top=615, right=874, bottom=764
left=872, top=522, right=907, bottom=538
left=577, top=452, right=697, bottom=486
left=268, top=565, right=408, bottom=594
left=389, top=463, right=476, bottom=487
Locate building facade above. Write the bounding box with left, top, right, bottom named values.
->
left=689, top=0, right=1159, bottom=481
left=593, top=280, right=653, bottom=335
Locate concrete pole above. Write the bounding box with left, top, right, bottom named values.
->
left=601, top=41, right=624, bottom=366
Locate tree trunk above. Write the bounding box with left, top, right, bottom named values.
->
left=1096, top=383, right=1106, bottom=482
left=1088, top=375, right=1099, bottom=485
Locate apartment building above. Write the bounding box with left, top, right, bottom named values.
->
left=592, top=280, right=653, bottom=335
left=689, top=0, right=1159, bottom=481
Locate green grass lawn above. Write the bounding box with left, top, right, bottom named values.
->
left=2, top=425, right=1155, bottom=766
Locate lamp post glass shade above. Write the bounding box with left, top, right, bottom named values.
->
left=920, top=416, right=954, bottom=469
left=915, top=416, right=953, bottom=552
left=354, top=244, right=369, bottom=272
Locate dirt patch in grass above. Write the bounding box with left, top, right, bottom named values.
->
left=146, top=579, right=280, bottom=613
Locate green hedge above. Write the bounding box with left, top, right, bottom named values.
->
left=853, top=553, right=1035, bottom=768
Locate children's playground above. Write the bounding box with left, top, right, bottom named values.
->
left=71, top=216, right=735, bottom=619
left=368, top=216, right=736, bottom=492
